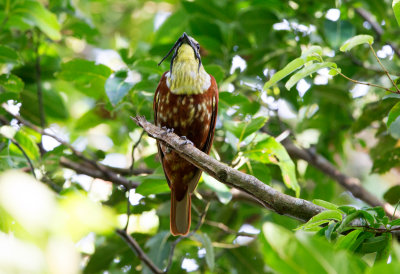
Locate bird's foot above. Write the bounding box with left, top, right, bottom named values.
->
left=180, top=136, right=194, bottom=146
left=161, top=126, right=174, bottom=136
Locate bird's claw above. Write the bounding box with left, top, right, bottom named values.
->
left=180, top=136, right=193, bottom=146
left=161, top=126, right=174, bottom=136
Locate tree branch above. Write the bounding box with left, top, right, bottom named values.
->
left=1, top=108, right=147, bottom=189
left=116, top=229, right=164, bottom=274
left=132, top=116, right=325, bottom=222
left=60, top=157, right=138, bottom=189
left=282, top=140, right=399, bottom=219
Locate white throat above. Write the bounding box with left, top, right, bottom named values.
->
left=166, top=61, right=211, bottom=95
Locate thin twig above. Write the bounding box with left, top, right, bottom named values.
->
left=116, top=229, right=163, bottom=274
left=1, top=108, right=139, bottom=189
left=336, top=70, right=396, bottom=93
left=124, top=189, right=131, bottom=231
left=368, top=44, right=400, bottom=92
left=204, top=220, right=257, bottom=237
left=11, top=139, right=36, bottom=179
left=130, top=130, right=145, bottom=175
left=60, top=157, right=138, bottom=189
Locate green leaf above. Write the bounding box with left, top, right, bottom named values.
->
left=313, top=199, right=339, bottom=210
left=367, top=207, right=385, bottom=219
left=0, top=45, right=19, bottom=64
left=20, top=87, right=69, bottom=124
left=393, top=0, right=400, bottom=26
left=245, top=134, right=300, bottom=196
left=338, top=205, right=357, bottom=215
left=389, top=115, right=400, bottom=139
left=135, top=173, right=170, bottom=196
left=14, top=130, right=40, bottom=160
left=144, top=231, right=170, bottom=274
left=105, top=70, right=134, bottom=106
left=57, top=59, right=112, bottom=98
left=337, top=211, right=361, bottom=233
left=359, top=235, right=389, bottom=253
left=84, top=237, right=127, bottom=274
left=383, top=185, right=400, bottom=205
left=335, top=229, right=362, bottom=250
left=202, top=173, right=232, bottom=204
left=390, top=218, right=400, bottom=226
left=263, top=57, right=305, bottom=90
left=0, top=74, right=24, bottom=93
left=205, top=64, right=224, bottom=84
left=195, top=233, right=215, bottom=271
left=375, top=233, right=391, bottom=262
left=301, top=46, right=323, bottom=60
left=133, top=60, right=163, bottom=75
left=13, top=0, right=61, bottom=40
left=296, top=219, right=333, bottom=232
left=297, top=210, right=342, bottom=231
left=224, top=116, right=268, bottom=141
left=359, top=210, right=375, bottom=226
left=262, top=222, right=367, bottom=273
left=285, top=62, right=336, bottom=90
left=388, top=102, right=400, bottom=128
left=340, top=35, right=374, bottom=52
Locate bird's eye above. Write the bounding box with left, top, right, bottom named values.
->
left=196, top=44, right=200, bottom=50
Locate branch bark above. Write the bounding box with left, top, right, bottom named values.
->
left=282, top=140, right=399, bottom=219
left=133, top=116, right=325, bottom=222
left=60, top=157, right=138, bottom=189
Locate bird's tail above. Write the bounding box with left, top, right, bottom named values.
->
left=170, top=190, right=191, bottom=236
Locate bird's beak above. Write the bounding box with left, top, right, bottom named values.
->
left=158, top=32, right=202, bottom=72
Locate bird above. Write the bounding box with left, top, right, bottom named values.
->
left=154, top=33, right=218, bottom=236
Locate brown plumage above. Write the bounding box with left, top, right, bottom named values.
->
left=154, top=33, right=218, bottom=235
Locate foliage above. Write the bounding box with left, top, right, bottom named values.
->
left=1, top=0, right=400, bottom=273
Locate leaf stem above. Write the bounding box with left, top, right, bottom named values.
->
left=369, top=44, right=400, bottom=92
left=335, top=69, right=397, bottom=93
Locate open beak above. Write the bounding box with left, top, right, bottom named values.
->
left=158, top=32, right=202, bottom=72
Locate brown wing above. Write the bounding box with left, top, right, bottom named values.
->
left=153, top=72, right=172, bottom=188
left=187, top=75, right=218, bottom=194
left=202, top=75, right=218, bottom=154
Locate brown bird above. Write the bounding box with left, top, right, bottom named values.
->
left=154, top=33, right=219, bottom=235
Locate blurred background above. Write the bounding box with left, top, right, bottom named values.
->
left=1, top=0, right=400, bottom=273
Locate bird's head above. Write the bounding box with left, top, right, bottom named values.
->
left=158, top=32, right=202, bottom=72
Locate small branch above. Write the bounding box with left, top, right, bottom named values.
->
left=1, top=109, right=140, bottom=189
left=204, top=220, right=257, bottom=237
left=11, top=139, right=36, bottom=179
left=282, top=140, right=400, bottom=219
left=133, top=116, right=325, bottom=222
left=116, top=229, right=163, bottom=274
left=336, top=70, right=396, bottom=93
left=124, top=190, right=131, bottom=231
left=60, top=157, right=138, bottom=189
left=130, top=130, right=145, bottom=175
left=368, top=44, right=400, bottom=92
